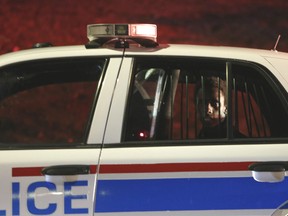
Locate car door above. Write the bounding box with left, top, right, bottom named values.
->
left=96, top=56, right=288, bottom=216
left=0, top=56, right=122, bottom=216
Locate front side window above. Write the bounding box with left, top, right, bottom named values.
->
left=124, top=57, right=288, bottom=142
left=0, top=57, right=106, bottom=144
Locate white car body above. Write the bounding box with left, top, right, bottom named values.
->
left=0, top=32, right=288, bottom=216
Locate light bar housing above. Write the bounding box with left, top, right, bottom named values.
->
left=87, top=24, right=157, bottom=43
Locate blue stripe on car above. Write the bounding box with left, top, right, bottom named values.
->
left=95, top=177, right=288, bottom=212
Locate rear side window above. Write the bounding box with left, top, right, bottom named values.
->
left=231, top=63, right=287, bottom=138
left=124, top=58, right=288, bottom=142
left=0, top=58, right=106, bottom=145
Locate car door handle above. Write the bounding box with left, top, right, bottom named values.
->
left=248, top=162, right=288, bottom=172
left=41, top=165, right=90, bottom=176
left=249, top=162, right=288, bottom=183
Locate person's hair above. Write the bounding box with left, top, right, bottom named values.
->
left=196, top=76, right=227, bottom=105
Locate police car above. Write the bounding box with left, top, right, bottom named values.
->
left=0, top=23, right=288, bottom=216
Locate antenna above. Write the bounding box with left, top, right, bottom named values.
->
left=273, top=34, right=281, bottom=51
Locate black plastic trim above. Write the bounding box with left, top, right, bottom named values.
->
left=41, top=165, right=90, bottom=176
left=104, top=138, right=288, bottom=149
left=0, top=143, right=102, bottom=151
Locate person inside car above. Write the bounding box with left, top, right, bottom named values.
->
left=196, top=76, right=245, bottom=138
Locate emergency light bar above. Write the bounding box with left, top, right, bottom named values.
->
left=87, top=24, right=157, bottom=42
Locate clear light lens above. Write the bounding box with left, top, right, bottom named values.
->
left=130, top=24, right=157, bottom=38
left=87, top=24, right=157, bottom=42
left=87, top=24, right=114, bottom=41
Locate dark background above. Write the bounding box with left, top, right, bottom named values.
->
left=0, top=0, right=288, bottom=143
left=1, top=0, right=288, bottom=54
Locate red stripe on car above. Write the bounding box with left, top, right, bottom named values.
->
left=99, top=162, right=252, bottom=174
left=12, top=165, right=98, bottom=177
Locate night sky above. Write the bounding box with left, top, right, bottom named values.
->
left=1, top=0, right=288, bottom=54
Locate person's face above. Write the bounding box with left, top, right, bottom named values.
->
left=197, top=88, right=227, bottom=127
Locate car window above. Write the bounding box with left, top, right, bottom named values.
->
left=0, top=57, right=106, bottom=145
left=124, top=58, right=288, bottom=142
left=231, top=63, right=288, bottom=138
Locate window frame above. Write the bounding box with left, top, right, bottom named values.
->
left=0, top=57, right=109, bottom=148
left=121, top=56, right=288, bottom=146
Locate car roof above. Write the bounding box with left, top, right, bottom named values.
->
left=1, top=43, right=288, bottom=66
left=125, top=44, right=288, bottom=60
left=0, top=45, right=123, bottom=66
